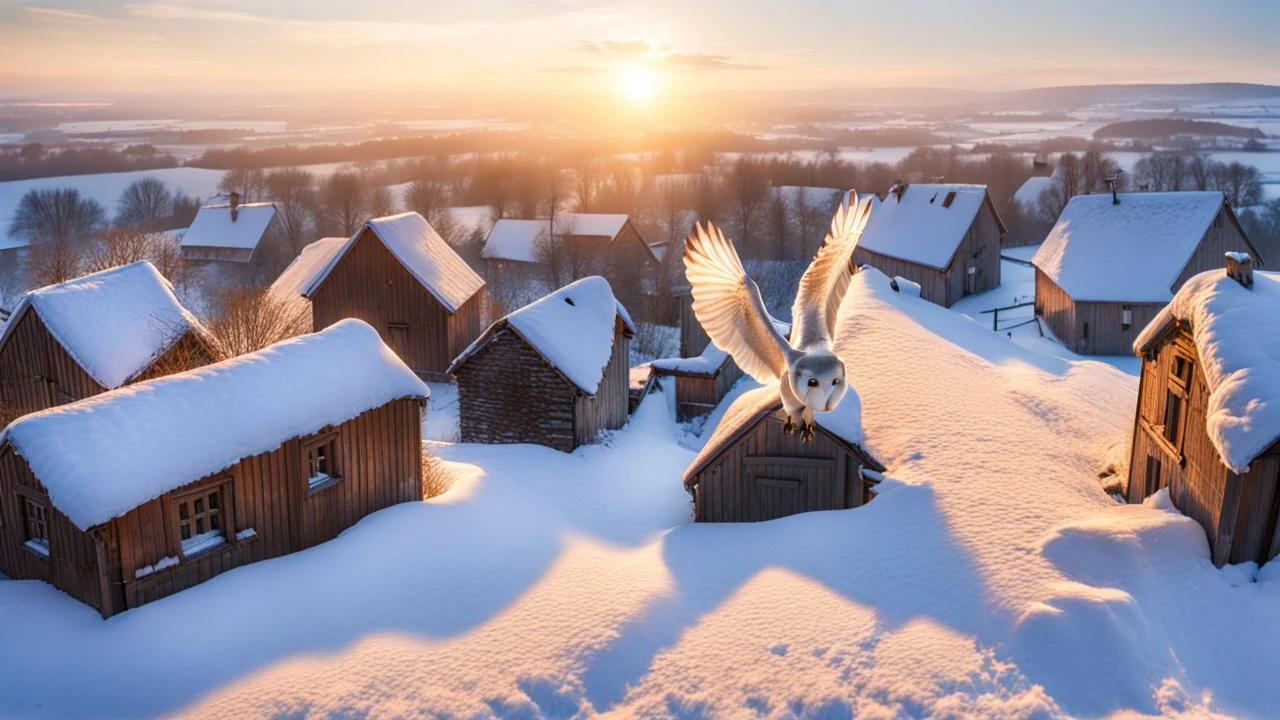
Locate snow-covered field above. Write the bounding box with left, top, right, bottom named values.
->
left=6, top=269, right=1277, bottom=717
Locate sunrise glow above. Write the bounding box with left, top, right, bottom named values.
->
left=619, top=65, right=657, bottom=102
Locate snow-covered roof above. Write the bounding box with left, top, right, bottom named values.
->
left=482, top=213, right=635, bottom=263
left=1, top=319, right=428, bottom=530
left=449, top=276, right=633, bottom=395
left=649, top=340, right=731, bottom=377
left=180, top=202, right=277, bottom=251
left=268, top=236, right=347, bottom=311
left=856, top=184, right=1000, bottom=270
left=304, top=213, right=484, bottom=314
left=1033, top=191, right=1244, bottom=303
left=1134, top=268, right=1280, bottom=472
left=684, top=383, right=876, bottom=486
left=0, top=261, right=209, bottom=389
left=1014, top=176, right=1053, bottom=209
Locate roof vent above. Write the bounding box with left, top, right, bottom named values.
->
left=1226, top=252, right=1254, bottom=289
left=564, top=296, right=576, bottom=307
left=942, top=191, right=956, bottom=208
left=229, top=191, right=241, bottom=222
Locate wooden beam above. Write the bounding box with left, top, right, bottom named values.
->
left=744, top=456, right=836, bottom=469
left=1216, top=471, right=1244, bottom=566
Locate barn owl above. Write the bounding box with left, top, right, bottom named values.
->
left=684, top=197, right=873, bottom=441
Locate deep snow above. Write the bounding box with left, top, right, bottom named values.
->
left=2, top=269, right=1278, bottom=718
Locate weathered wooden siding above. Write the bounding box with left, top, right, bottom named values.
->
left=455, top=329, right=578, bottom=451
left=0, top=445, right=107, bottom=613
left=669, top=360, right=743, bottom=421
left=692, top=411, right=872, bottom=522
left=1127, top=329, right=1280, bottom=566
left=0, top=306, right=105, bottom=416
left=573, top=322, right=631, bottom=446
left=678, top=291, right=710, bottom=359
left=1174, top=207, right=1259, bottom=285
left=852, top=247, right=949, bottom=306
left=1, top=398, right=421, bottom=617
left=942, top=202, right=1003, bottom=306
left=311, top=229, right=484, bottom=376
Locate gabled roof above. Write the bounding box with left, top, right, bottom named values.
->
left=180, top=202, right=277, bottom=251
left=482, top=213, right=645, bottom=264
left=856, top=183, right=1005, bottom=270
left=0, top=261, right=210, bottom=389
left=449, top=276, right=634, bottom=396
left=304, top=212, right=485, bottom=314
left=0, top=319, right=428, bottom=531
left=268, top=236, right=347, bottom=312
left=683, top=384, right=882, bottom=487
left=1134, top=268, right=1280, bottom=472
left=1014, top=176, right=1054, bottom=210
left=1032, top=191, right=1258, bottom=303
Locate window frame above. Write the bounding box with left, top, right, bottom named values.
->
left=303, top=430, right=343, bottom=494
left=1162, top=351, right=1195, bottom=451
left=18, top=491, right=50, bottom=559
left=173, top=480, right=230, bottom=558
left=1121, top=305, right=1133, bottom=331
left=1144, top=454, right=1163, bottom=498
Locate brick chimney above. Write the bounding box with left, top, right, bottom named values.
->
left=229, top=191, right=241, bottom=222
left=1225, top=252, right=1254, bottom=289
left=890, top=180, right=907, bottom=202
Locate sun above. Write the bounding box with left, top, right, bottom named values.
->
left=619, top=65, right=657, bottom=102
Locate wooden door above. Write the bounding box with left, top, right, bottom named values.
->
left=744, top=461, right=837, bottom=521
left=386, top=322, right=410, bottom=362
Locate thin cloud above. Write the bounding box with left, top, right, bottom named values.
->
left=662, top=53, right=765, bottom=71
left=22, top=5, right=99, bottom=20
left=576, top=38, right=766, bottom=71
left=578, top=40, right=652, bottom=59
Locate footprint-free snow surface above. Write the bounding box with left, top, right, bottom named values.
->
left=4, top=269, right=1280, bottom=718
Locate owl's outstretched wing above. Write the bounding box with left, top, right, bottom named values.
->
left=790, top=195, right=873, bottom=349
left=684, top=222, right=795, bottom=383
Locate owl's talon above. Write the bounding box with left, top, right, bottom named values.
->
left=783, top=417, right=796, bottom=435
left=801, top=422, right=816, bottom=443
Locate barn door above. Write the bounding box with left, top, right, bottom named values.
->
left=753, top=477, right=801, bottom=519
left=386, top=322, right=410, bottom=362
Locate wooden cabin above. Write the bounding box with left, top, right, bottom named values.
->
left=0, top=261, right=215, bottom=422
left=0, top=319, right=428, bottom=617
left=449, top=276, right=633, bottom=452
left=483, top=213, right=658, bottom=313
left=280, top=213, right=486, bottom=380
left=180, top=193, right=291, bottom=283
left=851, top=183, right=1006, bottom=308
left=684, top=385, right=884, bottom=522
left=1033, top=191, right=1260, bottom=355
left=1128, top=255, right=1280, bottom=567
left=649, top=343, right=744, bottom=422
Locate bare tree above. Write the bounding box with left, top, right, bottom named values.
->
left=573, top=155, right=602, bottom=212
left=116, top=177, right=173, bottom=230
left=8, top=187, right=106, bottom=247
left=1214, top=162, right=1264, bottom=208
left=27, top=238, right=86, bottom=287
left=726, top=157, right=770, bottom=257
left=319, top=171, right=367, bottom=236
left=405, top=177, right=449, bottom=221
left=171, top=190, right=202, bottom=228
left=766, top=189, right=790, bottom=261
left=265, top=167, right=315, bottom=253
left=1186, top=153, right=1212, bottom=191
left=368, top=184, right=394, bottom=219
left=204, top=285, right=311, bottom=358
left=84, top=228, right=190, bottom=288
left=218, top=168, right=268, bottom=202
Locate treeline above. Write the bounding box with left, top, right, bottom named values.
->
left=1094, top=118, right=1265, bottom=140
left=0, top=144, right=179, bottom=182
left=1132, top=151, right=1266, bottom=206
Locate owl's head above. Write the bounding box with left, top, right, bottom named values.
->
left=789, top=350, right=848, bottom=413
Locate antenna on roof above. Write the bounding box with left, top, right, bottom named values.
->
left=1105, top=174, right=1121, bottom=206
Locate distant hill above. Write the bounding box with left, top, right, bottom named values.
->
left=994, top=82, right=1280, bottom=110
left=1093, top=118, right=1267, bottom=140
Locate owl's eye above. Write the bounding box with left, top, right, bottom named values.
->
left=832, top=378, right=841, bottom=385
left=807, top=378, right=820, bottom=388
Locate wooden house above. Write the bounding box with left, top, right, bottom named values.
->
left=180, top=193, right=291, bottom=282
left=0, top=261, right=215, bottom=421
left=1033, top=191, right=1260, bottom=355
left=852, top=183, right=1006, bottom=307
left=449, top=276, right=634, bottom=452
left=1128, top=255, right=1280, bottom=567
left=483, top=213, right=658, bottom=312
left=0, top=319, right=428, bottom=617
left=684, top=385, right=884, bottom=522
left=280, top=213, right=486, bottom=380
left=649, top=342, right=744, bottom=422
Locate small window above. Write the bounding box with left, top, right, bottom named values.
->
left=1144, top=455, right=1163, bottom=498
left=176, top=484, right=227, bottom=557
left=1082, top=322, right=1089, bottom=340
left=1163, top=389, right=1183, bottom=446
left=21, top=495, right=49, bottom=558
left=305, top=432, right=342, bottom=493
left=386, top=322, right=409, bottom=359
left=1122, top=306, right=1133, bottom=331
left=1171, top=354, right=1194, bottom=390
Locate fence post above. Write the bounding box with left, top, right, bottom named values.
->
left=992, top=307, right=998, bottom=331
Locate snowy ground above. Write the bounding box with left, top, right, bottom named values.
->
left=952, top=245, right=1142, bottom=377
left=4, top=271, right=1280, bottom=717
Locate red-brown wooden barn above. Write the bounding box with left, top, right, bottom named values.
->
left=449, top=276, right=633, bottom=452
left=0, top=261, right=215, bottom=421
left=0, top=319, right=428, bottom=617
left=274, top=212, right=487, bottom=379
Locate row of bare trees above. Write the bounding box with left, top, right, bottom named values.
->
left=1132, top=151, right=1265, bottom=207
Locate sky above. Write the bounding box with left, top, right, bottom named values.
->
left=2, top=0, right=1279, bottom=104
